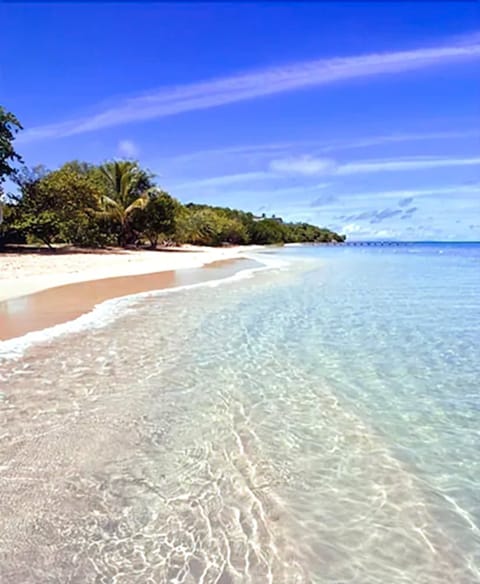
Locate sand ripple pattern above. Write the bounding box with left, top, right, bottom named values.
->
left=1, top=254, right=479, bottom=582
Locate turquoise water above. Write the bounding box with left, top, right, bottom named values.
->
left=0, top=243, right=479, bottom=582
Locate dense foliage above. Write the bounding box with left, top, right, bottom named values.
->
left=0, top=106, right=23, bottom=193
left=10, top=165, right=104, bottom=248
left=0, top=108, right=345, bottom=249
left=178, top=203, right=345, bottom=246
left=1, top=160, right=345, bottom=248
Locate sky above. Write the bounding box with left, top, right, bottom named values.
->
left=1, top=2, right=479, bottom=241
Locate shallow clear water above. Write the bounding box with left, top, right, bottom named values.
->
left=1, top=243, right=479, bottom=583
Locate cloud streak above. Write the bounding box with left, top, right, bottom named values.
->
left=173, top=171, right=271, bottom=189
left=272, top=155, right=480, bottom=176
left=337, top=156, right=480, bottom=175
left=318, top=129, right=480, bottom=153
left=157, top=129, right=480, bottom=168
left=339, top=208, right=410, bottom=224
left=342, top=184, right=480, bottom=201
left=177, top=156, right=480, bottom=188
left=19, top=35, right=480, bottom=143
left=401, top=207, right=418, bottom=219
left=398, top=196, right=414, bottom=207
left=310, top=192, right=338, bottom=206
left=270, top=155, right=336, bottom=175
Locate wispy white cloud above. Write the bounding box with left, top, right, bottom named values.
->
left=160, top=143, right=292, bottom=165
left=337, top=156, right=480, bottom=175
left=173, top=171, right=271, bottom=189
left=155, top=129, right=480, bottom=169
left=319, top=130, right=480, bottom=153
left=19, top=35, right=480, bottom=143
left=323, top=185, right=480, bottom=212
left=189, top=155, right=480, bottom=184
left=117, top=139, right=139, bottom=158
left=270, top=155, right=336, bottom=176
left=338, top=222, right=424, bottom=241
left=171, top=170, right=333, bottom=193
left=339, top=207, right=417, bottom=224
left=398, top=196, right=414, bottom=207
left=341, top=223, right=366, bottom=236
left=169, top=179, right=331, bottom=210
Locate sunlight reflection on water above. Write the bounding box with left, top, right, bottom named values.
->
left=0, top=244, right=479, bottom=582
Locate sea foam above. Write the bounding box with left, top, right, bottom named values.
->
left=0, top=253, right=287, bottom=363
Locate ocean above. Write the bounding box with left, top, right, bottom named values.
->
left=0, top=243, right=479, bottom=583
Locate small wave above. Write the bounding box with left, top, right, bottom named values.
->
left=0, top=253, right=288, bottom=363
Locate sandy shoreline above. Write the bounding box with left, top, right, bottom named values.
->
left=0, top=246, right=262, bottom=341
left=0, top=257, right=259, bottom=342
left=0, top=245, right=259, bottom=302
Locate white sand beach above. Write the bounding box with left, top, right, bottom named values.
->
left=0, top=245, right=257, bottom=302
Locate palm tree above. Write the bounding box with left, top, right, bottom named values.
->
left=99, top=160, right=153, bottom=246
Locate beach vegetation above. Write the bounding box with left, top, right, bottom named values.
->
left=0, top=106, right=23, bottom=193
left=0, top=108, right=345, bottom=249
left=96, top=160, right=156, bottom=247
left=3, top=161, right=346, bottom=249
left=131, top=190, right=179, bottom=248
left=176, top=205, right=250, bottom=246
left=10, top=164, right=105, bottom=248
left=249, top=218, right=287, bottom=244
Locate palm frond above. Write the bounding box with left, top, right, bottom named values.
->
left=125, top=193, right=148, bottom=215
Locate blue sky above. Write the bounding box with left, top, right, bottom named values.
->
left=1, top=2, right=479, bottom=240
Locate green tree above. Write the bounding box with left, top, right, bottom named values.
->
left=98, top=160, right=154, bottom=246
left=176, top=207, right=248, bottom=246
left=0, top=201, right=25, bottom=249
left=11, top=164, right=104, bottom=248
left=132, top=190, right=179, bottom=248
left=249, top=218, right=286, bottom=244
left=60, top=160, right=96, bottom=177
left=217, top=215, right=249, bottom=244
left=175, top=208, right=220, bottom=245
left=9, top=166, right=58, bottom=248
left=178, top=203, right=345, bottom=245
left=0, top=107, right=23, bottom=239
left=0, top=106, right=23, bottom=192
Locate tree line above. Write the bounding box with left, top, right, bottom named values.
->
left=0, top=106, right=345, bottom=249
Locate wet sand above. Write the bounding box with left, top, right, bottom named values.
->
left=0, top=258, right=257, bottom=341
left=0, top=245, right=260, bottom=302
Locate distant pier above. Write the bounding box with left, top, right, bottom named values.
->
left=344, top=241, right=403, bottom=246
left=322, top=241, right=405, bottom=247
